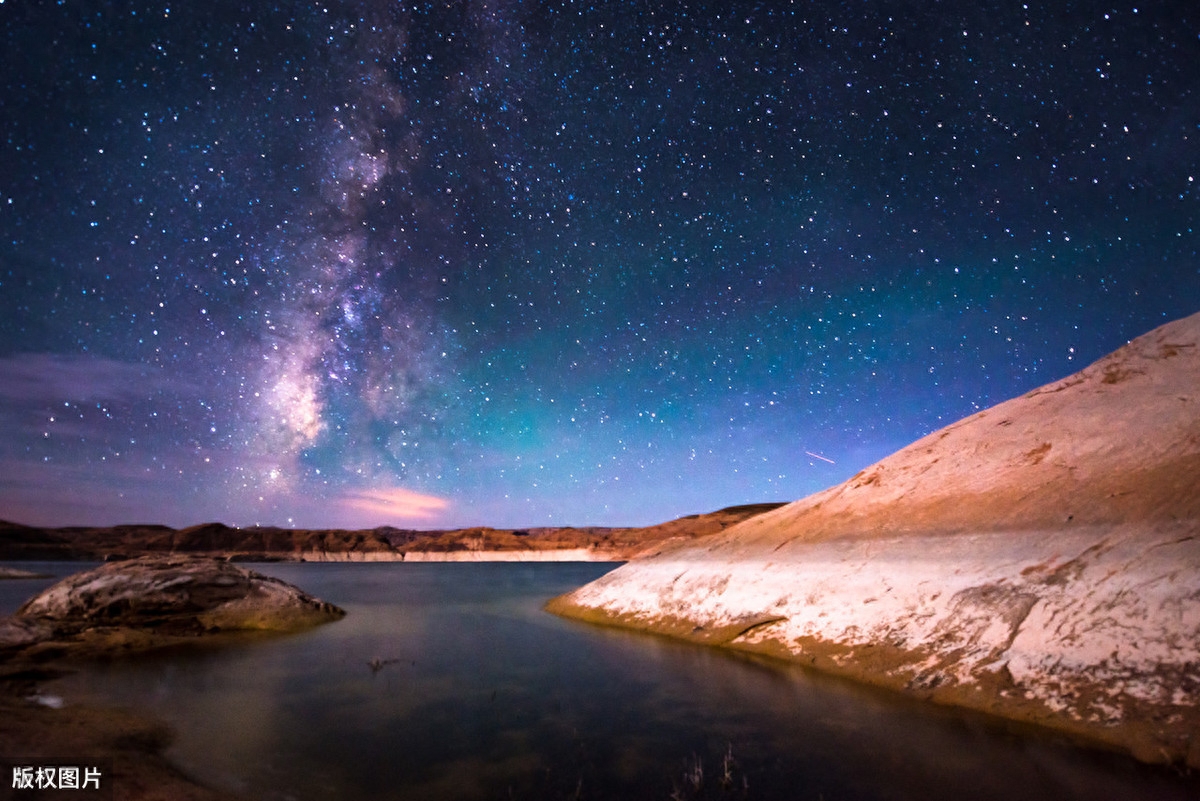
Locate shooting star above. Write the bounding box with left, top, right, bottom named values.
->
left=805, top=450, right=836, bottom=465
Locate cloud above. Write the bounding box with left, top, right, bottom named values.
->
left=0, top=456, right=227, bottom=527
left=0, top=353, right=184, bottom=403
left=340, top=487, right=450, bottom=521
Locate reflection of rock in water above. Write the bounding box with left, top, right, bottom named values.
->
left=1, top=554, right=345, bottom=658
left=550, top=310, right=1200, bottom=768
left=0, top=566, right=50, bottom=579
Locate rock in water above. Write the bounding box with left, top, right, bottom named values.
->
left=548, top=310, right=1200, bottom=767
left=6, top=556, right=344, bottom=652
left=0, top=566, right=50, bottom=580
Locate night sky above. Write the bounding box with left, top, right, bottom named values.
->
left=2, top=1, right=1197, bottom=530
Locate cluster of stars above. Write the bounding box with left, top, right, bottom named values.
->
left=0, top=1, right=1196, bottom=528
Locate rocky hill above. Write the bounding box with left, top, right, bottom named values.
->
left=0, top=503, right=784, bottom=562
left=549, top=311, right=1200, bottom=767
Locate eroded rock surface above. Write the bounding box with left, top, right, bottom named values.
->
left=1, top=555, right=344, bottom=657
left=549, top=310, right=1200, bottom=766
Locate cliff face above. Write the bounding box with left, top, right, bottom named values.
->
left=548, top=311, right=1200, bottom=766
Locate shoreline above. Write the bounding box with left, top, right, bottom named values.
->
left=544, top=594, right=1184, bottom=768
left=545, top=523, right=1200, bottom=770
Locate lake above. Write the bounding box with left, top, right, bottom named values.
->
left=3, top=561, right=1199, bottom=800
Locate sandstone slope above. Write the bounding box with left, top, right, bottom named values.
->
left=549, top=310, right=1200, bottom=766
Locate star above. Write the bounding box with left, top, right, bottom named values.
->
left=0, top=1, right=1196, bottom=528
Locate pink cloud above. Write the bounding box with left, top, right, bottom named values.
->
left=340, top=487, right=450, bottom=521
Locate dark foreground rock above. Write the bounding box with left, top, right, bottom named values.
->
left=1, top=555, right=345, bottom=658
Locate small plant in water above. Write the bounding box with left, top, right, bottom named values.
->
left=719, top=744, right=735, bottom=790
left=685, top=754, right=704, bottom=791
left=669, top=744, right=748, bottom=800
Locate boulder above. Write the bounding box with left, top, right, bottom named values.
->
left=0, top=617, right=54, bottom=651
left=2, top=556, right=344, bottom=656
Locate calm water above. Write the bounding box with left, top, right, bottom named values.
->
left=4, top=561, right=1199, bottom=801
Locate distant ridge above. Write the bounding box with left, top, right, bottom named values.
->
left=550, top=310, right=1200, bottom=767
left=0, top=502, right=785, bottom=562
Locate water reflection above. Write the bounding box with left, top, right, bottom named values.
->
left=11, top=562, right=1198, bottom=800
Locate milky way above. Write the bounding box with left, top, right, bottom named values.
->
left=1, top=1, right=1197, bottom=528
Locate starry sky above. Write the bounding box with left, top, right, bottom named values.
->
left=1, top=1, right=1197, bottom=530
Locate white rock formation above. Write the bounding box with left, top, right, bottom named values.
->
left=550, top=310, right=1200, bottom=765
left=400, top=548, right=604, bottom=562
left=295, top=547, right=606, bottom=561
